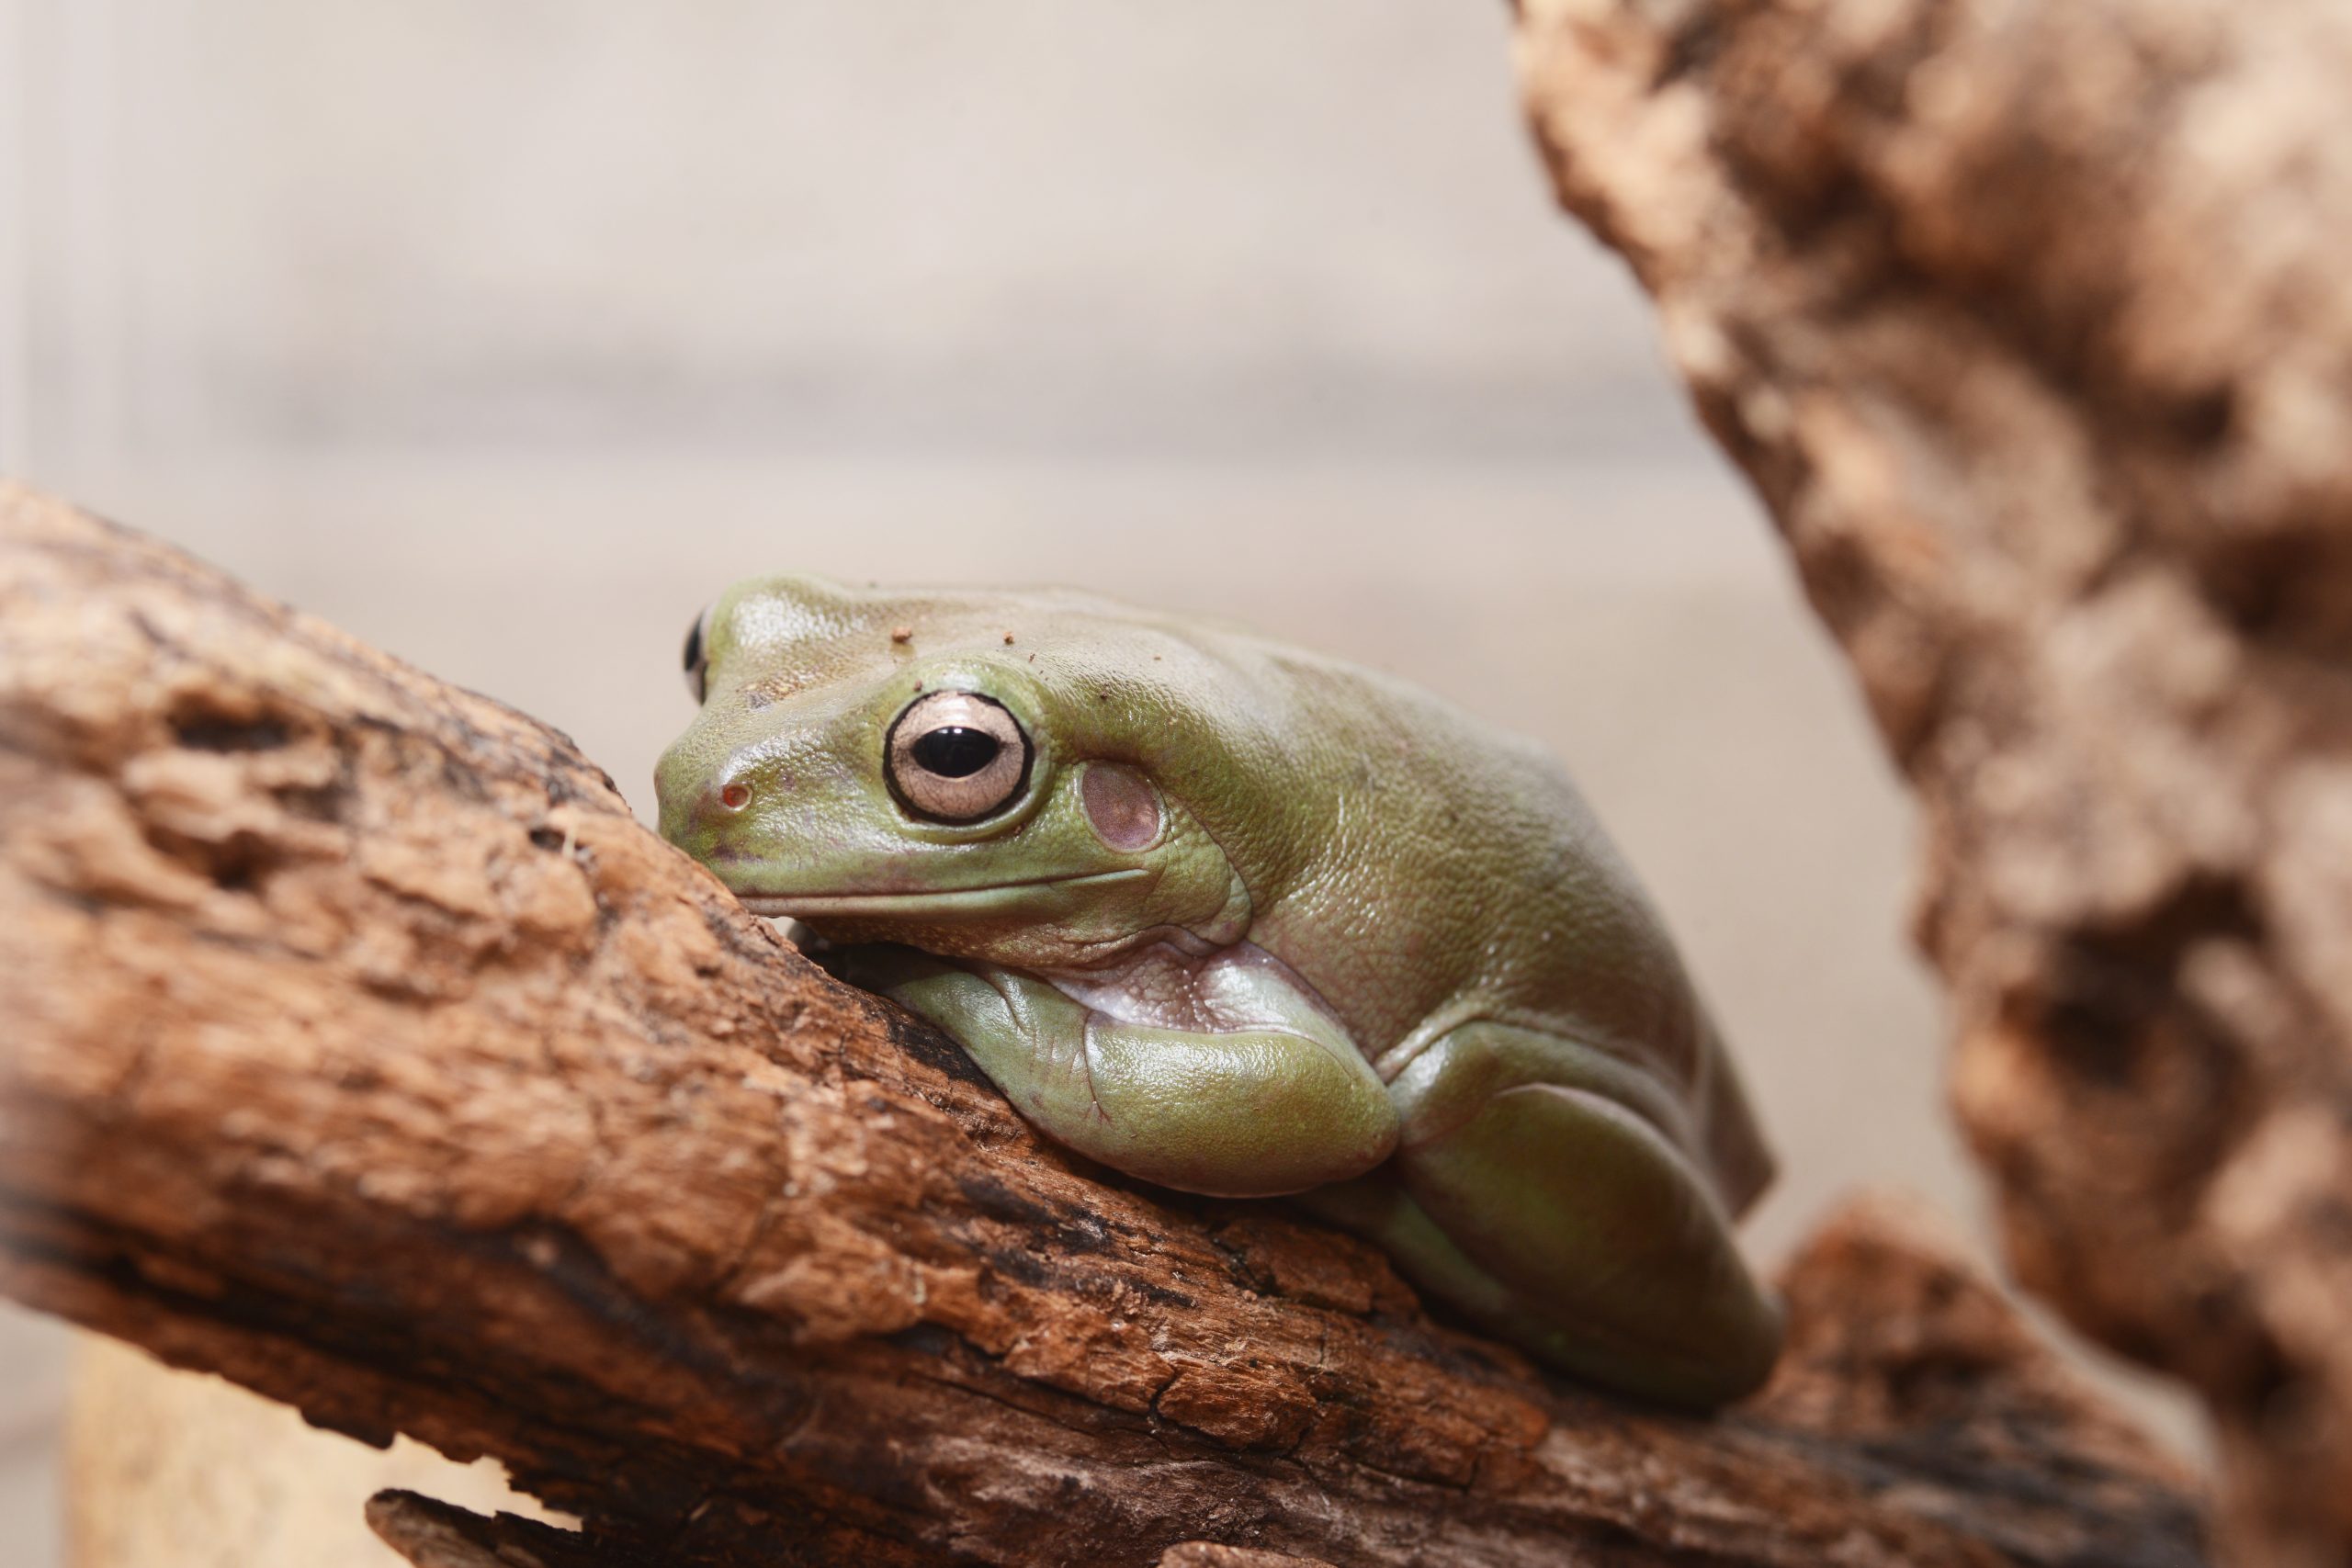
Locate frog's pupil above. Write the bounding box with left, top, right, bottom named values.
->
left=682, top=616, right=704, bottom=673
left=912, top=727, right=999, bottom=778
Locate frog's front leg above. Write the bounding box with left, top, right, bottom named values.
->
left=1310, top=1020, right=1782, bottom=1409
left=845, top=943, right=1399, bottom=1199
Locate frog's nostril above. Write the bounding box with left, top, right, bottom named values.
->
left=719, top=782, right=752, bottom=811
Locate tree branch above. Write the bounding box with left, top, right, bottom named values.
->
left=0, top=486, right=2197, bottom=1563
left=1512, top=2, right=2352, bottom=1562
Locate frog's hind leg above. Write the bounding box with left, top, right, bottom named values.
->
left=1317, top=1021, right=1782, bottom=1408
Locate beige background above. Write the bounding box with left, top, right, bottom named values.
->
left=0, top=3, right=2191, bottom=1563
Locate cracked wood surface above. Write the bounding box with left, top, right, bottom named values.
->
left=1511, top=2, right=2352, bottom=1564
left=0, top=487, right=2199, bottom=1564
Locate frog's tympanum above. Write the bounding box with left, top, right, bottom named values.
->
left=657, top=578, right=1781, bottom=1406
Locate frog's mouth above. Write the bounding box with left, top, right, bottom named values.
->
left=734, top=867, right=1149, bottom=922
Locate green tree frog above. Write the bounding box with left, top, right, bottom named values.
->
left=656, top=577, right=1782, bottom=1406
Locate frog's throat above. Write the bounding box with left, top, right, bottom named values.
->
left=735, top=867, right=1150, bottom=922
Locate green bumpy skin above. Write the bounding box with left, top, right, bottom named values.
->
left=656, top=577, right=1782, bottom=1407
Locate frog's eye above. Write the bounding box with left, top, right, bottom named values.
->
left=887, top=691, right=1032, bottom=823
left=682, top=604, right=714, bottom=704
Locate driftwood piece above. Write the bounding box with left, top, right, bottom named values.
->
left=1510, top=3, right=2352, bottom=1564
left=0, top=487, right=2199, bottom=1563
left=366, top=1494, right=626, bottom=1568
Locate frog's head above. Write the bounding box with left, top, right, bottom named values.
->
left=655, top=574, right=1254, bottom=971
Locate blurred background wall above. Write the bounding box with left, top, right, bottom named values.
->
left=0, top=3, right=2170, bottom=1563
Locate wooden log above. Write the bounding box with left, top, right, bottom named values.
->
left=0, top=485, right=2198, bottom=1563
left=1511, top=2, right=2352, bottom=1562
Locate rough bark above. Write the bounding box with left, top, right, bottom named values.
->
left=0, top=487, right=2199, bottom=1564
left=1510, top=3, right=2352, bottom=1564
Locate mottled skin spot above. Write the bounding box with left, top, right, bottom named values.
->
left=657, top=575, right=1781, bottom=1406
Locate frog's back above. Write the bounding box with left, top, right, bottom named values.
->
left=1160, top=622, right=1773, bottom=1216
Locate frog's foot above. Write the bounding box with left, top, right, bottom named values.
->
left=841, top=942, right=1398, bottom=1200
left=1317, top=1020, right=1782, bottom=1409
